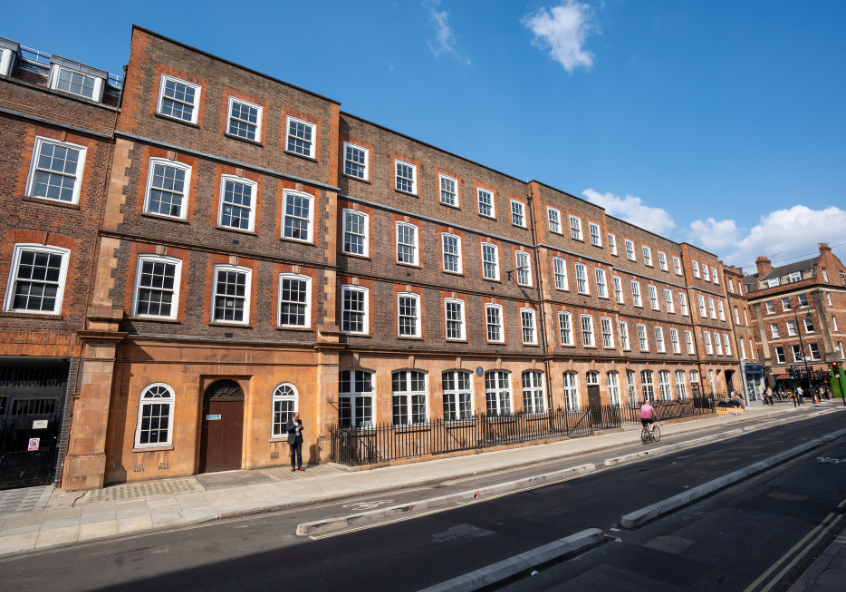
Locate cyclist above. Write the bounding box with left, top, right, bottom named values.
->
left=640, top=399, right=655, bottom=435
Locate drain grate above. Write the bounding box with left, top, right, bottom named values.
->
left=89, top=479, right=197, bottom=503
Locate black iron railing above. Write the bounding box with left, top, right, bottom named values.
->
left=329, top=398, right=716, bottom=466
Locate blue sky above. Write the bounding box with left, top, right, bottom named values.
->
left=5, top=0, right=846, bottom=272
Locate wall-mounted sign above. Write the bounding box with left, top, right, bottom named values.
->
left=206, top=414, right=222, bottom=421
left=475, top=366, right=483, bottom=377
left=28, top=438, right=40, bottom=451
left=32, top=420, right=48, bottom=429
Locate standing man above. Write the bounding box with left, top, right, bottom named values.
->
left=764, top=385, right=773, bottom=406
left=287, top=412, right=305, bottom=472
left=797, top=385, right=804, bottom=406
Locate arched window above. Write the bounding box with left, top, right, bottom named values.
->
left=522, top=371, right=545, bottom=415
left=641, top=371, right=655, bottom=403
left=339, top=370, right=373, bottom=428
left=586, top=371, right=599, bottom=385
left=607, top=372, right=620, bottom=407
left=443, top=371, right=472, bottom=421
left=563, top=372, right=579, bottom=411
left=135, top=383, right=174, bottom=448
left=485, top=371, right=511, bottom=416
left=675, top=371, right=687, bottom=400
left=271, top=383, right=298, bottom=437
left=392, top=370, right=427, bottom=425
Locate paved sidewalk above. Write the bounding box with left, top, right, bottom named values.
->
left=0, top=402, right=834, bottom=557
left=788, top=529, right=846, bottom=591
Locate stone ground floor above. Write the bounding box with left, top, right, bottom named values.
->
left=47, top=335, right=743, bottom=490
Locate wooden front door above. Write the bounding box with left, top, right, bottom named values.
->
left=587, top=384, right=602, bottom=408
left=199, top=380, right=244, bottom=474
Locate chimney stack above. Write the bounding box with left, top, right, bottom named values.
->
left=755, top=256, right=773, bottom=277
left=819, top=243, right=831, bottom=254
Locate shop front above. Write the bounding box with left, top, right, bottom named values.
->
left=743, top=363, right=765, bottom=403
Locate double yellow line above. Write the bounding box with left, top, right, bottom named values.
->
left=743, top=497, right=846, bottom=592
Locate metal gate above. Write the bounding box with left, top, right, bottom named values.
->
left=0, top=366, right=68, bottom=490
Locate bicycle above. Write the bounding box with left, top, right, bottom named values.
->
left=641, top=423, right=661, bottom=444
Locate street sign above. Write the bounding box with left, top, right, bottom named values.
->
left=32, top=420, right=48, bottom=429
left=27, top=438, right=40, bottom=451
left=206, top=414, right=222, bottom=420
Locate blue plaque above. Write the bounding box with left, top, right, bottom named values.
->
left=475, top=366, right=484, bottom=377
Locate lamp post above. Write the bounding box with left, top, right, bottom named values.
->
left=793, top=308, right=813, bottom=403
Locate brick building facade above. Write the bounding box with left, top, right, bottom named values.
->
left=1, top=27, right=754, bottom=491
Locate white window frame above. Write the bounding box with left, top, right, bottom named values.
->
left=675, top=371, right=687, bottom=400
left=601, top=317, right=614, bottom=348
left=765, top=301, right=775, bottom=315
left=655, top=326, right=666, bottom=352
left=134, top=383, right=175, bottom=449
left=226, top=96, right=263, bottom=142
left=702, top=266, right=710, bottom=282
left=771, top=324, right=780, bottom=338
left=396, top=222, right=419, bottom=266
left=342, top=209, right=369, bottom=257
left=704, top=331, right=713, bottom=355
left=708, top=297, right=717, bottom=319
left=715, top=335, right=723, bottom=355
left=698, top=294, right=707, bottom=318
left=510, top=199, right=526, bottom=228
left=648, top=284, right=660, bottom=310
left=547, top=206, right=562, bottom=233
left=392, top=370, right=428, bottom=426
left=659, top=371, right=672, bottom=401
left=397, top=292, right=422, bottom=337
left=157, top=74, right=201, bottom=124
left=625, top=239, right=636, bottom=261
left=439, top=174, right=458, bottom=207
left=804, top=317, right=815, bottom=334
left=569, top=215, right=583, bottom=241
left=642, top=246, right=653, bottom=267
left=477, top=188, right=496, bottom=218
left=679, top=292, right=689, bottom=316
left=131, top=254, right=182, bottom=320
left=282, top=189, right=315, bottom=243
left=718, top=300, right=725, bottom=321
left=608, top=233, right=617, bottom=255
left=50, top=65, right=103, bottom=101
left=798, top=294, right=809, bottom=308
left=685, top=330, right=695, bottom=354
left=692, top=260, right=700, bottom=278
left=614, top=276, right=624, bottom=304
left=608, top=372, right=621, bottom=407
left=286, top=115, right=316, bottom=159
left=589, top=222, right=601, bottom=246
left=734, top=306, right=740, bottom=324
left=673, top=256, right=682, bottom=275
left=767, top=278, right=780, bottom=288
left=823, top=269, right=829, bottom=283
left=271, top=383, right=299, bottom=438
left=218, top=174, right=257, bottom=232
left=619, top=321, right=630, bottom=350
left=788, top=271, right=801, bottom=283
left=786, top=320, right=797, bottom=336
left=670, top=328, right=680, bottom=353
left=631, top=280, right=642, bottom=307
left=444, top=298, right=466, bottom=341
left=277, top=273, right=312, bottom=329
left=581, top=314, right=595, bottom=347
left=664, top=288, right=675, bottom=313
left=729, top=278, right=735, bottom=293
left=637, top=323, right=649, bottom=351
left=559, top=311, right=573, bottom=346
left=827, top=292, right=832, bottom=306
left=712, top=267, right=719, bottom=285
left=481, top=243, right=500, bottom=280
left=521, top=308, right=538, bottom=345
left=343, top=142, right=369, bottom=181
left=443, top=370, right=473, bottom=420
left=515, top=251, right=533, bottom=287
left=575, top=263, right=590, bottom=295
left=26, top=136, right=88, bottom=205
left=485, top=304, right=504, bottom=343
left=341, top=284, right=369, bottom=335
left=658, top=251, right=668, bottom=271
left=833, top=316, right=839, bottom=332
left=143, top=157, right=192, bottom=220
left=595, top=268, right=608, bottom=298
left=3, top=243, right=71, bottom=315
left=775, top=347, right=786, bottom=364
left=339, top=370, right=375, bottom=428
left=442, top=233, right=463, bottom=274
left=563, top=372, right=579, bottom=411
left=211, top=264, right=252, bottom=325
left=394, top=160, right=417, bottom=194
left=723, top=333, right=731, bottom=356
left=485, top=371, right=513, bottom=416
left=553, top=257, right=569, bottom=290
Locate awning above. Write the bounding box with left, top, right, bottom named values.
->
left=745, top=364, right=764, bottom=375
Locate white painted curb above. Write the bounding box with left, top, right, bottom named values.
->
left=296, top=463, right=595, bottom=536
left=620, top=426, right=846, bottom=529
left=416, top=528, right=606, bottom=592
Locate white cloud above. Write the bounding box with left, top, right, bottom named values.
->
left=583, top=188, right=676, bottom=236
left=425, top=1, right=469, bottom=64
left=690, top=205, right=846, bottom=273
left=524, top=1, right=597, bottom=73
left=687, top=218, right=739, bottom=251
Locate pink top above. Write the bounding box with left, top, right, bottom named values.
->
left=640, top=404, right=654, bottom=419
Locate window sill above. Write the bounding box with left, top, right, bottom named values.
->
left=132, top=446, right=173, bottom=453
left=127, top=317, right=181, bottom=324
left=0, top=311, right=64, bottom=320
left=284, top=150, right=318, bottom=163
left=341, top=252, right=371, bottom=260
left=21, top=196, right=81, bottom=210
left=394, top=188, right=418, bottom=198
left=522, top=343, right=541, bottom=347
left=398, top=336, right=424, bottom=341
left=269, top=437, right=289, bottom=443
left=342, top=173, right=371, bottom=184
left=141, top=212, right=190, bottom=224
left=571, top=238, right=584, bottom=243
left=446, top=339, right=469, bottom=344
left=280, top=237, right=315, bottom=246
left=486, top=341, right=507, bottom=345
left=483, top=278, right=503, bottom=284
left=276, top=326, right=315, bottom=332
left=512, top=224, right=527, bottom=230
left=208, top=322, right=253, bottom=328
left=396, top=262, right=421, bottom=269
left=342, top=332, right=372, bottom=338
left=224, top=132, right=263, bottom=147
left=440, top=202, right=460, bottom=210
left=154, top=112, right=200, bottom=128
left=216, top=225, right=258, bottom=236
left=443, top=270, right=464, bottom=277
left=555, top=288, right=570, bottom=292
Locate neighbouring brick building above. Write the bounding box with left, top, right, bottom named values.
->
left=0, top=27, right=753, bottom=491
left=745, top=244, right=846, bottom=392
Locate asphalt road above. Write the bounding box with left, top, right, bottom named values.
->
left=0, top=408, right=843, bottom=592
